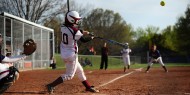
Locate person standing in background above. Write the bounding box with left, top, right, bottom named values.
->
left=100, top=43, right=108, bottom=70
left=50, top=57, right=56, bottom=69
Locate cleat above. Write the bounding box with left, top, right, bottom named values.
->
left=86, top=86, right=99, bottom=93
left=145, top=70, right=149, bottom=73
left=165, top=70, right=168, bottom=73
left=46, top=84, right=55, bottom=94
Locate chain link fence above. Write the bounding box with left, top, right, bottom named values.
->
left=0, top=12, right=54, bottom=70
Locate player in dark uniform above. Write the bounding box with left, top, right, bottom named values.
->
left=145, top=45, right=168, bottom=73
left=100, top=43, right=108, bottom=70
left=0, top=33, right=26, bottom=94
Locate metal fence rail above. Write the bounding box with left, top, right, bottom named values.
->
left=0, top=12, right=54, bottom=70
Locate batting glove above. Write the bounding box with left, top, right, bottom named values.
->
left=88, top=32, right=94, bottom=36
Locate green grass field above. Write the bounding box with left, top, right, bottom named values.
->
left=53, top=54, right=190, bottom=70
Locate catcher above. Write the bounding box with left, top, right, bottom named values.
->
left=0, top=34, right=36, bottom=94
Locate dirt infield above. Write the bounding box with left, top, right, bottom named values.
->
left=4, top=67, right=190, bottom=95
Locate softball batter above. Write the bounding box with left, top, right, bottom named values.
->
left=46, top=11, right=99, bottom=94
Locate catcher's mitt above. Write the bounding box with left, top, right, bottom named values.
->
left=23, top=39, right=37, bottom=55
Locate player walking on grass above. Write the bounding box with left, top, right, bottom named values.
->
left=46, top=11, right=99, bottom=94
left=0, top=34, right=26, bottom=94
left=145, top=45, right=168, bottom=73
left=121, top=43, right=131, bottom=72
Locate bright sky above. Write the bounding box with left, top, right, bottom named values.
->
left=75, top=0, right=190, bottom=30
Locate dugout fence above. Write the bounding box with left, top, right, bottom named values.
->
left=0, top=12, right=55, bottom=70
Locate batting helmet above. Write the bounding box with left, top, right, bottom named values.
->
left=65, top=11, right=81, bottom=25
left=125, top=43, right=129, bottom=45
left=124, top=43, right=129, bottom=49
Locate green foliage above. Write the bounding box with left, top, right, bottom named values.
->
left=174, top=5, right=190, bottom=55
left=80, top=8, right=134, bottom=55
left=132, top=26, right=160, bottom=57
left=161, top=26, right=177, bottom=51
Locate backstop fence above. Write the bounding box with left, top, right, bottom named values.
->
left=0, top=12, right=55, bottom=70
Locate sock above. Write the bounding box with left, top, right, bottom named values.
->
left=82, top=80, right=91, bottom=89
left=124, top=67, right=126, bottom=72
left=49, top=77, right=63, bottom=87
left=146, top=66, right=150, bottom=71
left=162, top=66, right=167, bottom=72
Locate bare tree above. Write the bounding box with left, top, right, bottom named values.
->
left=42, top=0, right=92, bottom=53
left=0, top=0, right=68, bottom=23
left=0, top=0, right=92, bottom=24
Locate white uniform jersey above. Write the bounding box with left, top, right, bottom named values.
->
left=60, top=25, right=83, bottom=59
left=121, top=48, right=131, bottom=66
left=121, top=48, right=131, bottom=57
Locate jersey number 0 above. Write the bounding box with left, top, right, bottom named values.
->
left=62, top=33, right=68, bottom=44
